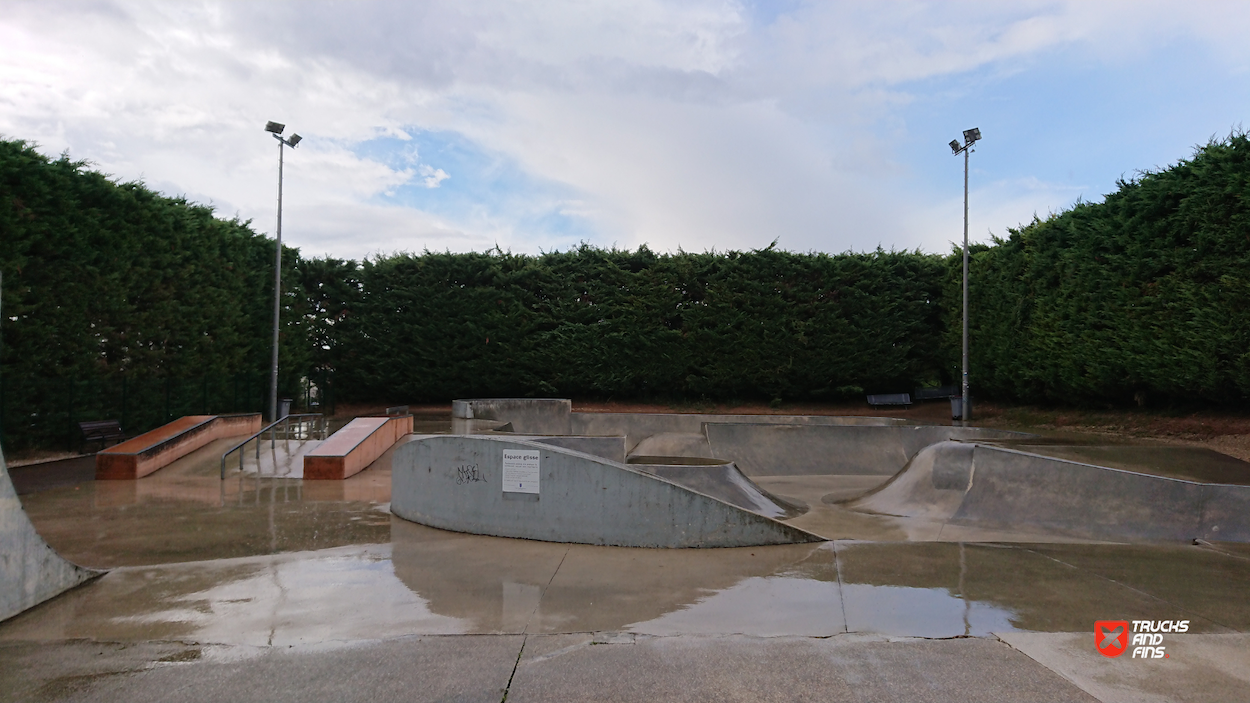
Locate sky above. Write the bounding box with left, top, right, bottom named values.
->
left=3, top=1, right=1249, bottom=261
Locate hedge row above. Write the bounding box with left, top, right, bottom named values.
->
left=962, top=133, right=1250, bottom=405
left=0, top=139, right=309, bottom=448
left=327, top=246, right=950, bottom=402
left=4, top=133, right=1250, bottom=449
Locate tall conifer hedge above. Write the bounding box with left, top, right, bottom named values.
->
left=0, top=139, right=307, bottom=448
left=959, top=133, right=1250, bottom=404
left=5, top=132, right=1250, bottom=450
left=328, top=245, right=949, bottom=402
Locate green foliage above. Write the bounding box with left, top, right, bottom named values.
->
left=0, top=139, right=306, bottom=449
left=326, top=244, right=948, bottom=402
left=8, top=129, right=1248, bottom=451
left=959, top=132, right=1250, bottom=405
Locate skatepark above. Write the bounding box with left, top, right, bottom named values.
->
left=2, top=399, right=1249, bottom=702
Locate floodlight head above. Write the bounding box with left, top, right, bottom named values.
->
left=949, top=139, right=962, bottom=154
left=963, top=127, right=981, bottom=144
left=265, top=121, right=285, bottom=135
left=287, top=134, right=302, bottom=147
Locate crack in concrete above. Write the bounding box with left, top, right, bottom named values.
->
left=832, top=541, right=849, bottom=634
left=500, top=635, right=526, bottom=703
left=523, top=546, right=568, bottom=636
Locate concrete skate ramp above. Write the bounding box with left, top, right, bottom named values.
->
left=850, top=441, right=1250, bottom=542
left=1, top=447, right=100, bottom=621
left=523, top=435, right=627, bottom=464
left=630, top=460, right=805, bottom=520
left=705, top=424, right=1028, bottom=477
left=391, top=436, right=823, bottom=548
left=629, top=433, right=716, bottom=461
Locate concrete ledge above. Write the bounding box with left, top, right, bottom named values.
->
left=96, top=414, right=262, bottom=480
left=303, top=415, right=414, bottom=480
left=392, top=435, right=823, bottom=548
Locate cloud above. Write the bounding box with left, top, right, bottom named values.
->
left=418, top=165, right=450, bottom=188
left=3, top=0, right=1250, bottom=261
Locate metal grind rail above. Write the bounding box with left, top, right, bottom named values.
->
left=220, top=413, right=327, bottom=479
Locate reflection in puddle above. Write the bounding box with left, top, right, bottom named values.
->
left=502, top=581, right=543, bottom=632
left=108, top=549, right=469, bottom=646
left=628, top=576, right=844, bottom=636
left=842, top=585, right=1017, bottom=638
left=14, top=536, right=1227, bottom=647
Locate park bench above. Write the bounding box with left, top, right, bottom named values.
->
left=79, top=420, right=125, bottom=451
left=385, top=405, right=410, bottom=417
left=866, top=393, right=911, bottom=408
left=913, top=385, right=959, bottom=401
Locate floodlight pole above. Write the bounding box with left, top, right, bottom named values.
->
left=950, top=128, right=980, bottom=427
left=270, top=137, right=284, bottom=423
left=961, top=144, right=970, bottom=428
left=265, top=122, right=300, bottom=422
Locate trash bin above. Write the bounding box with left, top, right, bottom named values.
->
left=950, top=397, right=971, bottom=421
left=278, top=398, right=293, bottom=419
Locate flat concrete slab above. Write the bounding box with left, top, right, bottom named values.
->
left=0, top=635, right=523, bottom=703
left=6, top=535, right=1248, bottom=643
left=509, top=634, right=1098, bottom=703
left=999, top=632, right=1250, bottom=703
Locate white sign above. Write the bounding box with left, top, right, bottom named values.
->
left=502, top=450, right=540, bottom=494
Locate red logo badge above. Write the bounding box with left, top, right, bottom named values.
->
left=1095, top=621, right=1129, bottom=657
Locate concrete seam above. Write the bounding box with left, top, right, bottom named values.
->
left=1195, top=484, right=1212, bottom=540
left=990, top=633, right=1099, bottom=701
left=524, top=546, right=568, bottom=635
left=832, top=541, right=849, bottom=634
left=500, top=634, right=526, bottom=702
left=938, top=444, right=976, bottom=541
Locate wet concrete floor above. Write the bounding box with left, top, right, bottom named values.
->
left=5, top=529, right=1248, bottom=644
left=5, top=419, right=1250, bottom=701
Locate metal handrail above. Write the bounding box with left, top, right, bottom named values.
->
left=220, top=413, right=327, bottom=479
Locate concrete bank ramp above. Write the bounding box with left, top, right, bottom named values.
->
left=392, top=436, right=822, bottom=548
left=850, top=441, right=1250, bottom=542
left=1, top=447, right=100, bottom=621
left=630, top=460, right=805, bottom=520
